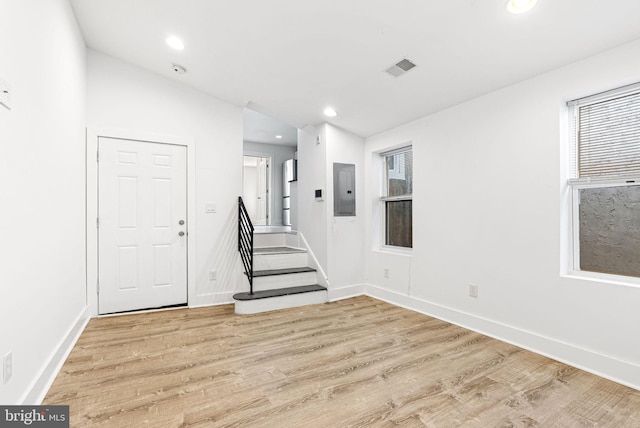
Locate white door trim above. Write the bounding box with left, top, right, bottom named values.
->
left=86, top=128, right=197, bottom=317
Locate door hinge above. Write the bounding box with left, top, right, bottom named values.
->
left=97, top=281, right=100, bottom=294
left=96, top=217, right=100, bottom=228
left=97, top=151, right=99, bottom=162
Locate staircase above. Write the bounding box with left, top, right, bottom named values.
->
left=234, top=231, right=328, bottom=314
left=234, top=198, right=327, bottom=314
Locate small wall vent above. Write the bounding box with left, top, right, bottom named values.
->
left=385, top=58, right=417, bottom=77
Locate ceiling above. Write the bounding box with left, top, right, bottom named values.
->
left=243, top=109, right=297, bottom=146
left=69, top=0, right=640, bottom=138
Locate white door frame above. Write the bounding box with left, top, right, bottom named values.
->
left=86, top=128, right=197, bottom=317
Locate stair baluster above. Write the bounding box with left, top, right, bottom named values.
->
left=238, top=196, right=254, bottom=294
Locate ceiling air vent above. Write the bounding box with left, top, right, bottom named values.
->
left=385, top=58, right=417, bottom=78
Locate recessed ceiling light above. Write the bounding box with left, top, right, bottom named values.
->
left=506, top=0, right=538, bottom=14
left=275, top=135, right=282, bottom=139
left=323, top=107, right=337, bottom=117
left=166, top=35, right=184, bottom=50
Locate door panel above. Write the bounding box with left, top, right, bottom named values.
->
left=117, top=246, right=138, bottom=290
left=98, top=137, right=187, bottom=314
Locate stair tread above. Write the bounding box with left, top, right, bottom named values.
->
left=233, top=284, right=327, bottom=301
left=254, top=246, right=306, bottom=255
left=253, top=229, right=298, bottom=235
left=253, top=267, right=316, bottom=277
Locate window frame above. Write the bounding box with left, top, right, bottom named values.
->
left=570, top=179, right=640, bottom=286
left=567, top=82, right=640, bottom=286
left=380, top=146, right=413, bottom=250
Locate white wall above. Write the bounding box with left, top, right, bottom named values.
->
left=0, top=0, right=87, bottom=404
left=325, top=125, right=366, bottom=293
left=364, top=39, right=640, bottom=389
left=297, top=124, right=366, bottom=296
left=87, top=50, right=245, bottom=306
left=297, top=125, right=328, bottom=269
left=243, top=141, right=296, bottom=226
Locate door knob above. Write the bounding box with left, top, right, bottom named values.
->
left=179, top=220, right=185, bottom=225
left=178, top=231, right=185, bottom=237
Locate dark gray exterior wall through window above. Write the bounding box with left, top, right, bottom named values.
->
left=579, top=185, right=640, bottom=278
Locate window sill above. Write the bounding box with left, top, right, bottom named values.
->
left=375, top=245, right=413, bottom=256
left=563, top=270, right=640, bottom=289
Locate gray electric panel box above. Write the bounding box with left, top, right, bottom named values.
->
left=333, top=163, right=356, bottom=216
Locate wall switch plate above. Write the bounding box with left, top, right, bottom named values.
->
left=3, top=352, right=12, bottom=384
left=469, top=283, right=479, bottom=298
left=205, top=203, right=216, bottom=213
left=384, top=268, right=390, bottom=278
left=209, top=270, right=216, bottom=281
left=0, top=76, right=11, bottom=110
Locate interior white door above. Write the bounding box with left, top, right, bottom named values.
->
left=242, top=156, right=258, bottom=220
left=256, top=157, right=268, bottom=225
left=98, top=137, right=187, bottom=314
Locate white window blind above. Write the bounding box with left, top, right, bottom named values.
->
left=575, top=90, right=640, bottom=179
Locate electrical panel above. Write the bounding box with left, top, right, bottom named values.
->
left=333, top=163, right=355, bottom=216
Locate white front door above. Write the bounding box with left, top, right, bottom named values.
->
left=98, top=137, right=188, bottom=314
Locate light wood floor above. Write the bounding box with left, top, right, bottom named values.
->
left=44, top=296, right=640, bottom=427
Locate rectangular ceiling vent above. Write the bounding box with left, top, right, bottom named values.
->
left=385, top=58, right=417, bottom=78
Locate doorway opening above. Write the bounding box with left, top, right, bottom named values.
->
left=242, top=107, right=298, bottom=228
left=243, top=155, right=270, bottom=226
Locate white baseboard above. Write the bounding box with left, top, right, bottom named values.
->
left=190, top=292, right=235, bottom=308
left=364, top=285, right=640, bottom=392
left=22, top=306, right=91, bottom=404
left=328, top=284, right=366, bottom=302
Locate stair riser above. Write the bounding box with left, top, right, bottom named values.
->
left=284, top=233, right=301, bottom=248
left=253, top=272, right=318, bottom=292
left=253, top=233, right=287, bottom=248
left=254, top=253, right=308, bottom=270
left=234, top=290, right=327, bottom=315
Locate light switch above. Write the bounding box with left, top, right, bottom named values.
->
left=0, top=76, right=11, bottom=110
left=205, top=203, right=216, bottom=213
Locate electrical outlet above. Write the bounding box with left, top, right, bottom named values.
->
left=469, top=283, right=479, bottom=298
left=384, top=268, right=390, bottom=278
left=4, top=352, right=12, bottom=384
left=209, top=270, right=217, bottom=281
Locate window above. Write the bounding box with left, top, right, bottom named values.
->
left=568, top=83, right=640, bottom=279
left=381, top=147, right=412, bottom=248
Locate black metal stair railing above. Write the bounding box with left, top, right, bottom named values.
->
left=238, top=196, right=254, bottom=294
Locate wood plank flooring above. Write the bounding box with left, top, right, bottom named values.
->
left=44, top=296, right=640, bottom=427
